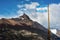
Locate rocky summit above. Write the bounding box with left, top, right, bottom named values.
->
left=0, top=14, right=60, bottom=40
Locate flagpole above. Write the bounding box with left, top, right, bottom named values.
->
left=48, top=5, right=51, bottom=40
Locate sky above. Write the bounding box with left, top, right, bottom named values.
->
left=0, top=0, right=60, bottom=29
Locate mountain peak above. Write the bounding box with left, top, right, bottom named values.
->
left=19, top=13, right=30, bottom=21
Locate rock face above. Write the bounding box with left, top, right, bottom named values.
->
left=0, top=14, right=60, bottom=40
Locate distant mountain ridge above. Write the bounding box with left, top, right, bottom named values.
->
left=0, top=13, right=60, bottom=40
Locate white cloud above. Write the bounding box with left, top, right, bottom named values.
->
left=36, top=7, right=47, bottom=10
left=17, top=5, right=24, bottom=8
left=17, top=2, right=60, bottom=29
left=49, top=4, right=60, bottom=29
left=25, top=2, right=39, bottom=9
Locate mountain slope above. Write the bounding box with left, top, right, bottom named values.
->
left=0, top=14, right=60, bottom=40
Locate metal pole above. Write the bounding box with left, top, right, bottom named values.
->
left=48, top=5, right=51, bottom=40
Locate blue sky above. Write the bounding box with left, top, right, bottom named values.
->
left=0, top=0, right=60, bottom=18
left=0, top=0, right=60, bottom=29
